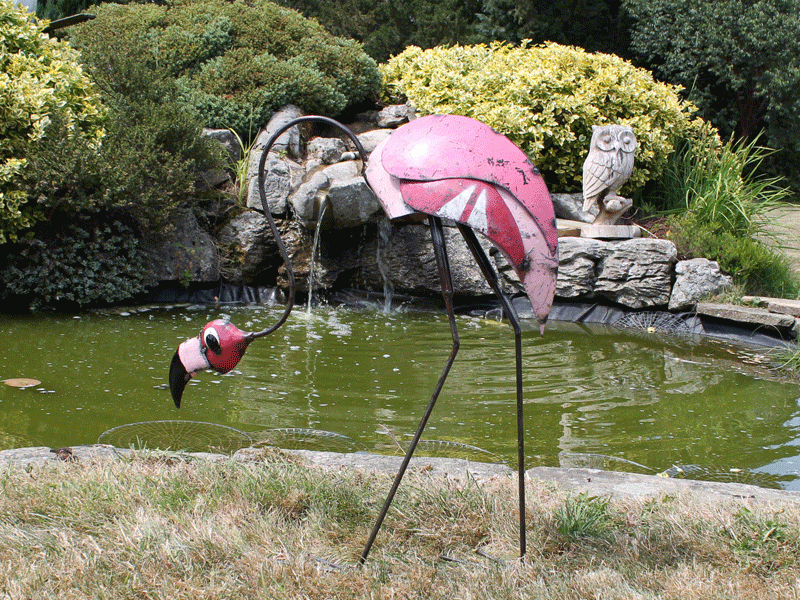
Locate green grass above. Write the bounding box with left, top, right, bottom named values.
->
left=656, top=130, right=791, bottom=237
left=646, top=129, right=800, bottom=298
left=1, top=450, right=799, bottom=599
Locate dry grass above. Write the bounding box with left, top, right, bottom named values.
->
left=1, top=450, right=799, bottom=599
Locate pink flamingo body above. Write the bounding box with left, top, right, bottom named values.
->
left=169, top=114, right=559, bottom=563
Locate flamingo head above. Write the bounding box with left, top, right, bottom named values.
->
left=169, top=319, right=250, bottom=408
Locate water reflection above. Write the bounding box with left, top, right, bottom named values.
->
left=1, top=306, right=800, bottom=489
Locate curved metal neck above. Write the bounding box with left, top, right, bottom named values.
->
left=247, top=115, right=369, bottom=340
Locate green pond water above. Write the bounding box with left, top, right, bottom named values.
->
left=2, top=304, right=800, bottom=490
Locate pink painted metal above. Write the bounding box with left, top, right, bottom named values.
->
left=177, top=336, right=210, bottom=375
left=364, top=114, right=558, bottom=326
left=365, top=135, right=415, bottom=220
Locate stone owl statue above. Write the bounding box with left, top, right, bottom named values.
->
left=582, top=124, right=637, bottom=225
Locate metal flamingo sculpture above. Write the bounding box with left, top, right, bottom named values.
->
left=168, top=114, right=559, bottom=563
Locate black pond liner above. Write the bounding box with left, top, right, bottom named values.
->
left=142, top=282, right=795, bottom=349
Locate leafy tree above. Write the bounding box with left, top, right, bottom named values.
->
left=624, top=0, right=800, bottom=193
left=278, top=0, right=483, bottom=62
left=477, top=0, right=630, bottom=56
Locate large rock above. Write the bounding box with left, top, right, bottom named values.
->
left=289, top=170, right=330, bottom=225
left=326, top=178, right=383, bottom=229
left=354, top=221, right=512, bottom=297
left=289, top=161, right=382, bottom=230
left=307, top=137, right=347, bottom=165
left=356, top=128, right=393, bottom=154
left=151, top=210, right=220, bottom=283
left=246, top=154, right=303, bottom=214
left=218, top=211, right=276, bottom=285
left=202, top=128, right=241, bottom=163
left=696, top=302, right=800, bottom=337
left=551, top=192, right=596, bottom=222
left=669, top=258, right=733, bottom=311
left=377, top=103, right=415, bottom=127
left=557, top=237, right=677, bottom=308
left=256, top=105, right=304, bottom=159
left=244, top=106, right=307, bottom=214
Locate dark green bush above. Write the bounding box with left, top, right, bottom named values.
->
left=24, top=74, right=224, bottom=235
left=667, top=215, right=799, bottom=298
left=7, top=44, right=226, bottom=309
left=36, top=0, right=94, bottom=21
left=0, top=212, right=152, bottom=309
left=278, top=0, right=479, bottom=63
left=624, top=0, right=800, bottom=195
left=68, top=0, right=382, bottom=140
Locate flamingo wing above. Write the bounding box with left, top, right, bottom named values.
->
left=364, top=114, right=558, bottom=325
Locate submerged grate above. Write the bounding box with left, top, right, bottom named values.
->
left=251, top=428, right=366, bottom=453
left=659, top=464, right=786, bottom=489
left=98, top=420, right=252, bottom=454
left=614, top=311, right=693, bottom=336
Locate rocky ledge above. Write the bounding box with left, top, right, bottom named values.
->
left=3, top=445, right=798, bottom=507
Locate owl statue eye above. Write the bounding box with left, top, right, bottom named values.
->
left=597, top=134, right=616, bottom=151
left=619, top=130, right=637, bottom=152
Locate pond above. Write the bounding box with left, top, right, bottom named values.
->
left=2, top=304, right=800, bottom=490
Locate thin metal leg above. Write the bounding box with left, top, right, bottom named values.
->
left=359, top=216, right=460, bottom=564
left=457, top=224, right=527, bottom=559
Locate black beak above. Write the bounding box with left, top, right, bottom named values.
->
left=169, top=350, right=189, bottom=408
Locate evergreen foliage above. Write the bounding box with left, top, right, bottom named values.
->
left=382, top=42, right=703, bottom=192
left=277, top=0, right=483, bottom=62
left=279, top=0, right=630, bottom=62
left=35, top=0, right=94, bottom=21
left=477, top=0, right=630, bottom=56
left=0, top=212, right=151, bottom=309
left=68, top=0, right=382, bottom=140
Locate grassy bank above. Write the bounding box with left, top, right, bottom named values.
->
left=1, top=450, right=798, bottom=599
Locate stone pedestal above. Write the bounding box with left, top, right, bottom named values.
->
left=580, top=224, right=642, bottom=239
left=556, top=220, right=642, bottom=239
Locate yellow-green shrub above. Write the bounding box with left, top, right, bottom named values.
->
left=381, top=42, right=705, bottom=192
left=0, top=0, right=105, bottom=242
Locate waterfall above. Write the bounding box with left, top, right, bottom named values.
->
left=307, top=197, right=329, bottom=313
left=376, top=216, right=395, bottom=313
